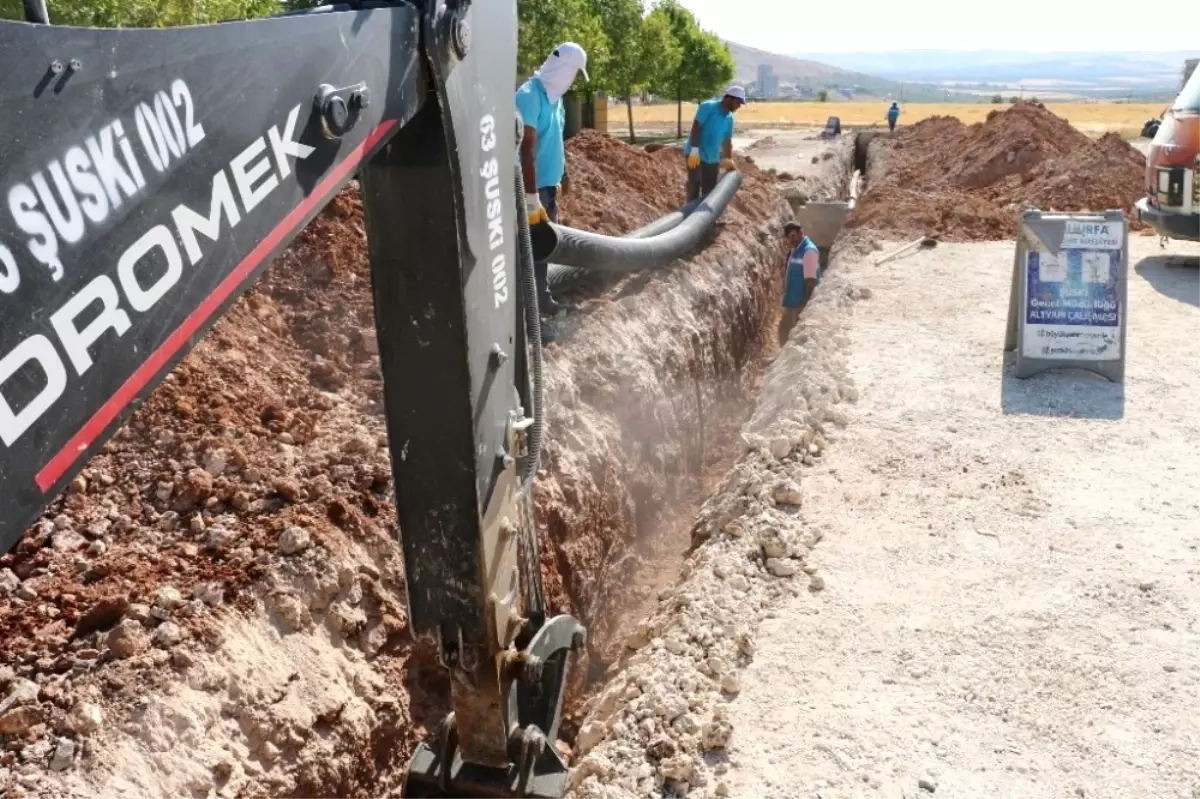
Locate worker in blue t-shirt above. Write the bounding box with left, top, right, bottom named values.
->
left=683, top=85, right=745, bottom=201
left=778, top=221, right=821, bottom=345
left=887, top=101, right=900, bottom=132
left=515, top=42, right=589, bottom=323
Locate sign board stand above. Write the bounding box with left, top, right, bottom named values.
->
left=1005, top=209, right=1129, bottom=383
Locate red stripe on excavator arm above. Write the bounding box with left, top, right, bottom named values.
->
left=35, top=118, right=399, bottom=493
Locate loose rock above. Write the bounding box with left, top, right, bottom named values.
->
left=49, top=738, right=75, bottom=772
left=152, top=621, right=187, bottom=648
left=278, top=525, right=311, bottom=555
left=202, top=449, right=227, bottom=477
left=772, top=480, right=803, bottom=506
left=766, top=557, right=798, bottom=577
left=66, top=702, right=103, bottom=735
left=0, top=706, right=42, bottom=735
left=106, top=619, right=149, bottom=659
left=0, top=679, right=38, bottom=711
left=154, top=586, right=184, bottom=610
left=205, top=525, right=237, bottom=551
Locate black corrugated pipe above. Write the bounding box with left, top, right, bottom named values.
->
left=546, top=194, right=707, bottom=290
left=545, top=170, right=742, bottom=274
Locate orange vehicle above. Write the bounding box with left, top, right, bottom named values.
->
left=1136, top=65, right=1200, bottom=241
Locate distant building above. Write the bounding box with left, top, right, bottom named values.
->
left=756, top=63, right=779, bottom=99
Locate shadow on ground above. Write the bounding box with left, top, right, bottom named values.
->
left=1134, top=254, right=1199, bottom=308
left=1000, top=353, right=1125, bottom=420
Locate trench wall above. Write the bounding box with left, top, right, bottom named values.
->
left=566, top=241, right=868, bottom=798
left=535, top=171, right=793, bottom=693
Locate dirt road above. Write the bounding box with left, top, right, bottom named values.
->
left=722, top=239, right=1200, bottom=799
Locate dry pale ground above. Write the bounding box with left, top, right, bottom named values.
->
left=626, top=102, right=1165, bottom=136
left=721, top=238, right=1200, bottom=799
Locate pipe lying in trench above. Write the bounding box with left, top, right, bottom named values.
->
left=544, top=170, right=742, bottom=290
left=546, top=197, right=698, bottom=290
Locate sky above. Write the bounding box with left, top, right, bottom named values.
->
left=677, top=0, right=1199, bottom=55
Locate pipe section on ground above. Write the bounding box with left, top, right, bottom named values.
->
left=546, top=170, right=742, bottom=278
left=546, top=194, right=707, bottom=290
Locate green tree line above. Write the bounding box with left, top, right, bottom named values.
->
left=0, top=0, right=284, bottom=27
left=519, top=0, right=733, bottom=141
left=1, top=0, right=733, bottom=141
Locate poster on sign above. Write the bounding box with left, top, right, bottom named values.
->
left=1023, top=246, right=1121, bottom=362
left=1005, top=210, right=1128, bottom=382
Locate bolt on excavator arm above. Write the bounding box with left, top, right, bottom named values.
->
left=0, top=2, right=583, bottom=796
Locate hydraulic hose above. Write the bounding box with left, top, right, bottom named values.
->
left=545, top=170, right=742, bottom=274
left=513, top=165, right=543, bottom=485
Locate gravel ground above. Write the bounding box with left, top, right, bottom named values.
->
left=736, top=127, right=834, bottom=174
left=722, top=237, right=1200, bottom=799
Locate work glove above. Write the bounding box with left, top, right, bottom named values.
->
left=686, top=151, right=701, bottom=170
left=720, top=158, right=735, bottom=171
left=526, top=192, right=549, bottom=226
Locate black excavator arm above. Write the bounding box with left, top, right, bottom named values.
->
left=0, top=2, right=582, bottom=796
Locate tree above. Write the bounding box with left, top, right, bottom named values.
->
left=518, top=0, right=609, bottom=80
left=653, top=0, right=734, bottom=137
left=1, top=0, right=279, bottom=26
left=992, top=94, right=1004, bottom=104
left=817, top=90, right=829, bottom=102
left=1009, top=96, right=1019, bottom=103
left=588, top=0, right=681, bottom=142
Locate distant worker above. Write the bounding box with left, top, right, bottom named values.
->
left=778, top=221, right=820, bottom=346
left=684, top=85, right=746, bottom=201
left=887, top=101, right=900, bottom=132
left=515, top=42, right=589, bottom=324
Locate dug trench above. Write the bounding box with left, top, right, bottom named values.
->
left=564, top=102, right=1161, bottom=799
left=0, top=130, right=853, bottom=798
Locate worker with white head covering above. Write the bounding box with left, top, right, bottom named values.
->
left=684, top=85, right=745, bottom=201
left=515, top=42, right=589, bottom=325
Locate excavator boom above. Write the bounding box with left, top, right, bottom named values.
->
left=0, top=2, right=582, bottom=796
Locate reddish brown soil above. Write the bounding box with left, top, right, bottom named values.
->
left=1, top=130, right=789, bottom=795
left=559, top=131, right=686, bottom=233
left=847, top=102, right=1149, bottom=241
left=0, top=190, right=425, bottom=796
left=559, top=129, right=779, bottom=234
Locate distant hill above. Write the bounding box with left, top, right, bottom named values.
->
left=725, top=41, right=983, bottom=103
left=813, top=50, right=1198, bottom=100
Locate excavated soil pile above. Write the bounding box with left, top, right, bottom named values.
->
left=0, top=191, right=424, bottom=799
left=559, top=129, right=778, bottom=234
left=0, top=132, right=789, bottom=798
left=558, top=131, right=687, bottom=234
left=847, top=102, right=1148, bottom=241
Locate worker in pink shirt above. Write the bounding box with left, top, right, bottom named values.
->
left=778, top=221, right=821, bottom=345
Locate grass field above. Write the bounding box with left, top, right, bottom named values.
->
left=625, top=101, right=1165, bottom=136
